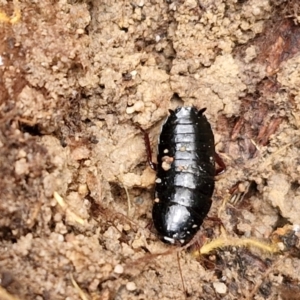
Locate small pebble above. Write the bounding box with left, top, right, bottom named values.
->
left=126, top=281, right=137, bottom=291
left=130, top=70, right=137, bottom=78
left=126, top=106, right=135, bottom=114
left=123, top=224, right=131, bottom=231
left=238, top=182, right=246, bottom=193
left=113, top=264, right=124, bottom=274
left=76, top=28, right=85, bottom=35
left=133, top=100, right=144, bottom=112
left=213, top=282, right=227, bottom=294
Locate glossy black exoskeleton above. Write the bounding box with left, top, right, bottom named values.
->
left=144, top=106, right=224, bottom=244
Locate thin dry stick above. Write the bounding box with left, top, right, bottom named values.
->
left=177, top=252, right=187, bottom=297
left=70, top=274, right=90, bottom=300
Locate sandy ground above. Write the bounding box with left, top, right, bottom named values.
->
left=1, top=0, right=300, bottom=299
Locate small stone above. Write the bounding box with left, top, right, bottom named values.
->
left=161, top=156, right=174, bottom=171
left=213, top=282, right=227, bottom=294
left=162, top=161, right=171, bottom=171
left=18, top=149, right=27, bottom=158
left=113, top=264, right=124, bottom=274
left=76, top=28, right=85, bottom=35
left=137, top=0, right=144, bottom=7
left=123, top=224, right=131, bottom=231
left=130, top=70, right=137, bottom=78
left=238, top=182, right=246, bottom=193
left=126, top=281, right=137, bottom=291
left=133, top=100, right=144, bottom=112
left=78, top=184, right=88, bottom=195
left=15, top=158, right=29, bottom=175
left=126, top=106, right=135, bottom=114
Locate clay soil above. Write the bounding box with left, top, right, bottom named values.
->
left=1, top=0, right=300, bottom=299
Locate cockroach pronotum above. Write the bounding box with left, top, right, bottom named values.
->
left=142, top=106, right=225, bottom=245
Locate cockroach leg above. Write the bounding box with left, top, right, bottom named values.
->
left=205, top=216, right=224, bottom=228
left=137, top=126, right=157, bottom=170
left=215, top=152, right=226, bottom=175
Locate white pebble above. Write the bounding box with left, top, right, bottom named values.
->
left=130, top=70, right=137, bottom=78
left=126, top=106, right=135, bottom=114
left=113, top=264, right=124, bottom=274
left=76, top=28, right=85, bottom=35
left=126, top=281, right=137, bottom=291
left=137, top=0, right=144, bottom=7
left=133, top=100, right=144, bottom=112
left=213, top=282, right=227, bottom=294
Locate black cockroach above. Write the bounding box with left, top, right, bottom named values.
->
left=142, top=106, right=225, bottom=245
